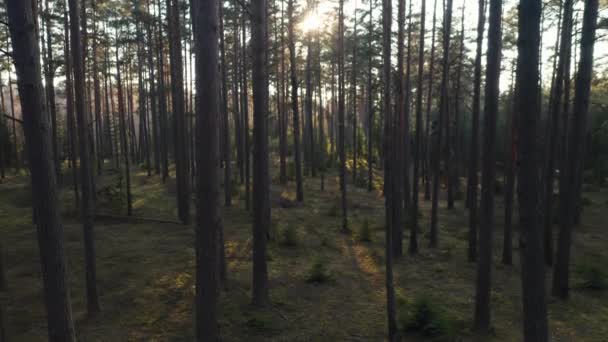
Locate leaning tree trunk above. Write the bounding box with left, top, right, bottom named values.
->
left=474, top=0, right=502, bottom=331
left=7, top=1, right=76, bottom=340
left=516, top=0, right=550, bottom=339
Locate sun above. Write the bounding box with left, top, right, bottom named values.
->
left=301, top=12, right=321, bottom=33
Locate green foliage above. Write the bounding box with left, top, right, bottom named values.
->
left=576, top=262, right=607, bottom=291
left=356, top=219, right=372, bottom=242
left=279, top=224, right=298, bottom=247
left=306, top=256, right=331, bottom=283
left=98, top=171, right=125, bottom=209
left=230, top=179, right=240, bottom=198
left=399, top=295, right=454, bottom=339
left=327, top=202, right=339, bottom=217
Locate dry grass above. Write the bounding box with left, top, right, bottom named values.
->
left=1, top=163, right=607, bottom=341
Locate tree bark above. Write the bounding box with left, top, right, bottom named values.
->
left=287, top=0, right=303, bottom=202
left=552, top=0, right=599, bottom=301
left=474, top=0, right=502, bottom=331
left=516, top=0, right=550, bottom=339
left=192, top=0, right=221, bottom=338
left=69, top=0, right=101, bottom=315
left=7, top=1, right=76, bottom=339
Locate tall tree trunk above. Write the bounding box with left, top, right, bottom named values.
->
left=411, top=0, right=426, bottom=255
left=278, top=0, right=287, bottom=185
left=146, top=0, right=160, bottom=175
left=192, top=0, right=220, bottom=338
left=43, top=0, right=61, bottom=182
left=8, top=1, right=77, bottom=339
left=338, top=0, right=348, bottom=232
left=543, top=0, right=573, bottom=266
left=503, top=60, right=517, bottom=266
left=474, top=0, right=502, bottom=331
left=367, top=0, right=374, bottom=192
left=157, top=0, right=169, bottom=181
left=430, top=0, right=453, bottom=248
left=92, top=0, right=103, bottom=175
left=424, top=0, right=438, bottom=201
left=241, top=15, right=251, bottom=211
left=382, top=0, right=397, bottom=338
left=287, top=0, right=303, bottom=202
left=167, top=0, right=191, bottom=224
left=251, top=0, right=270, bottom=307
left=219, top=1, right=232, bottom=207
left=516, top=0, right=550, bottom=339
left=403, top=0, right=412, bottom=222
left=467, top=0, right=485, bottom=262
left=393, top=0, right=405, bottom=257
left=115, top=30, right=133, bottom=217
left=64, top=6, right=80, bottom=210
left=69, top=0, right=101, bottom=315
left=351, top=2, right=358, bottom=184
left=552, top=0, right=599, bottom=301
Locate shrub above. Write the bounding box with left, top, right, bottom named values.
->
left=306, top=257, right=330, bottom=283
left=356, top=219, right=372, bottom=242
left=327, top=203, right=339, bottom=217
left=400, top=295, right=454, bottom=338
left=280, top=224, right=298, bottom=247
left=576, top=262, right=607, bottom=290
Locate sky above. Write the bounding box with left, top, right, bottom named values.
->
left=313, top=0, right=608, bottom=92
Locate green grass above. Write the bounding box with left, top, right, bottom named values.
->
left=1, top=164, right=608, bottom=341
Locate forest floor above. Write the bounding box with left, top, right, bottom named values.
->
left=1, top=161, right=608, bottom=341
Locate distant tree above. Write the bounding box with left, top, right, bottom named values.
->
left=424, top=0, right=438, bottom=201
left=338, top=0, right=348, bottom=232
left=7, top=0, right=76, bottom=339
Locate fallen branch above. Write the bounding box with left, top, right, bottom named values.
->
left=3, top=114, right=23, bottom=124
left=95, top=212, right=183, bottom=225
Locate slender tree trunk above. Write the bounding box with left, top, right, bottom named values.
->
left=543, top=0, right=573, bottom=266
left=552, top=0, right=598, bottom=301
left=424, top=0, right=438, bottom=201
left=367, top=0, right=374, bottom=192
left=92, top=0, right=103, bottom=175
left=115, top=30, right=133, bottom=217
left=241, top=15, right=251, bottom=211
left=382, top=0, right=397, bottom=338
left=517, top=0, right=550, bottom=339
left=251, top=0, right=270, bottom=307
left=351, top=2, right=358, bottom=184
left=430, top=0, right=453, bottom=248
left=146, top=0, right=160, bottom=175
left=474, top=0, right=502, bottom=331
left=287, top=0, right=303, bottom=202
left=43, top=0, right=61, bottom=182
left=167, top=0, right=191, bottom=224
left=467, top=0, right=485, bottom=262
left=411, top=0, right=426, bottom=255
left=219, top=2, right=232, bottom=208
left=7, top=1, right=76, bottom=339
left=157, top=0, right=169, bottom=181
left=64, top=6, right=80, bottom=210
left=278, top=0, right=287, bottom=185
left=338, top=0, right=348, bottom=232
left=503, top=61, right=517, bottom=266
left=192, top=0, right=220, bottom=338
left=69, top=0, right=101, bottom=315
left=392, top=0, right=405, bottom=257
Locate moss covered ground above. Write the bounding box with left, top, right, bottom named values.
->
left=1, top=163, right=607, bottom=341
